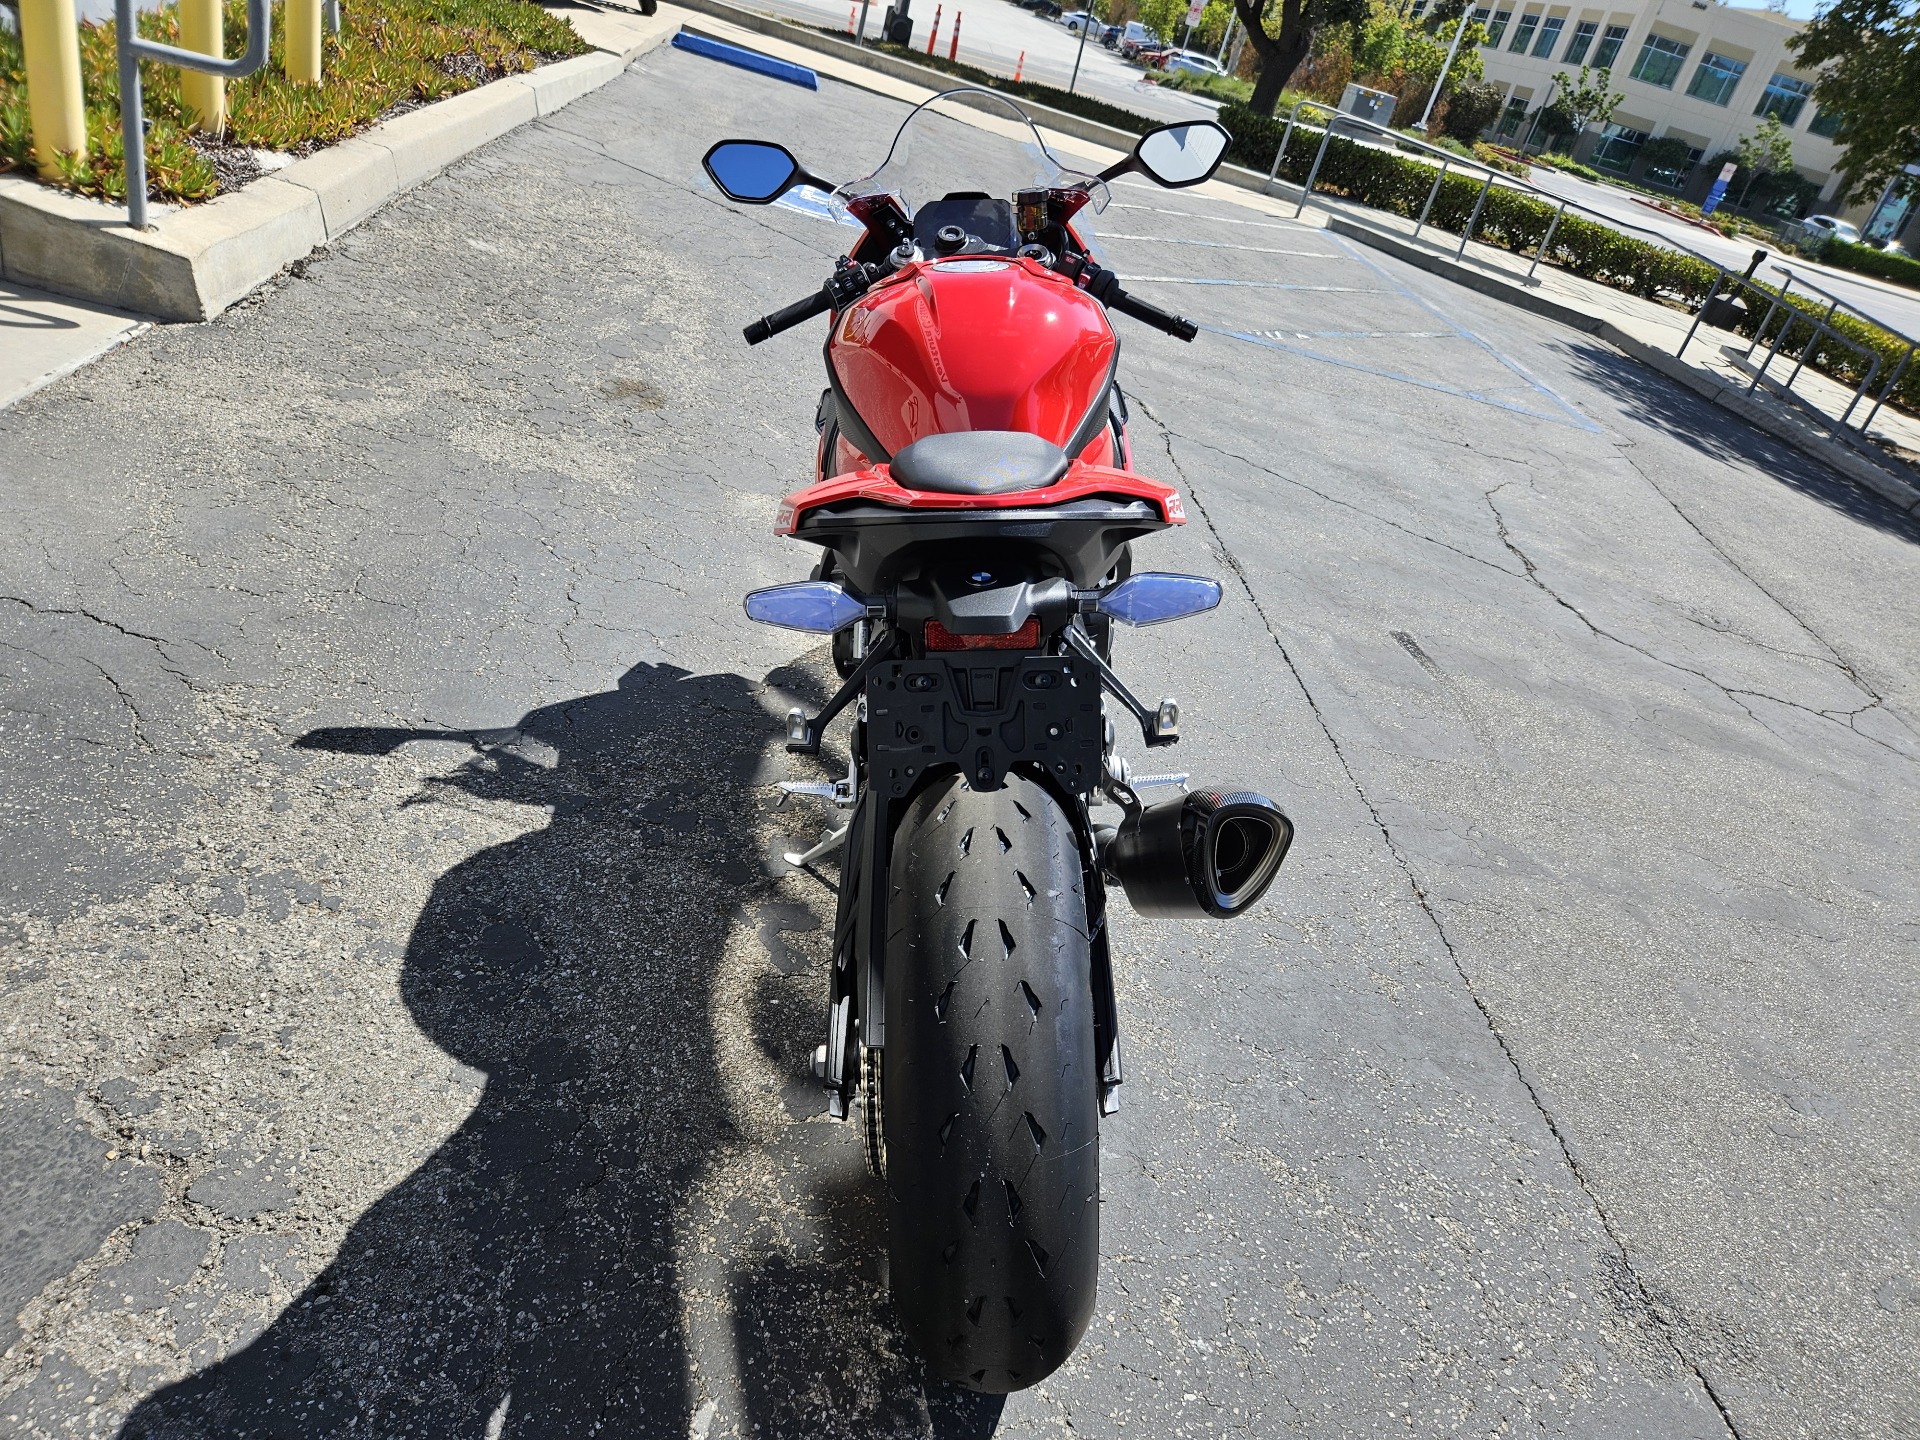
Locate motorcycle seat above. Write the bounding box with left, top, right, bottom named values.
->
left=890, top=431, right=1070, bottom=496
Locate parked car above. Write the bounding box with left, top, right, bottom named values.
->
left=1799, top=215, right=1862, bottom=244
left=1061, top=9, right=1098, bottom=32
left=1159, top=49, right=1225, bottom=76
left=1100, top=22, right=1122, bottom=45
left=1017, top=0, right=1063, bottom=14
left=1118, top=21, right=1161, bottom=56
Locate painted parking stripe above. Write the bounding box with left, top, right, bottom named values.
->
left=1260, top=329, right=1454, bottom=340
left=1106, top=202, right=1307, bottom=233
left=1126, top=276, right=1394, bottom=292
left=1205, top=325, right=1598, bottom=429
left=1095, top=233, right=1341, bottom=257
left=1326, top=233, right=1600, bottom=432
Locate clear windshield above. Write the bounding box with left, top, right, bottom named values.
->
left=833, top=89, right=1110, bottom=220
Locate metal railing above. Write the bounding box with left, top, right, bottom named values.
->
left=116, top=0, right=271, bottom=229
left=1253, top=97, right=1920, bottom=453
left=1679, top=262, right=1918, bottom=440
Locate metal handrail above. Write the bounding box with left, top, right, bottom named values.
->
left=1258, top=97, right=1920, bottom=445
left=116, top=0, right=272, bottom=229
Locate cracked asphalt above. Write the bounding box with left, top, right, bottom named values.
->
left=2, top=43, right=1918, bottom=1440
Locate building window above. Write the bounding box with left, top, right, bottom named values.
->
left=1755, top=73, right=1814, bottom=125
left=1497, top=95, right=1531, bottom=136
left=1409, top=0, right=1429, bottom=16
left=1808, top=106, right=1843, bottom=138
left=1645, top=142, right=1702, bottom=189
left=1484, top=9, right=1512, bottom=45
left=1562, top=19, right=1597, bottom=62
left=1508, top=10, right=1540, bottom=51
left=1685, top=51, right=1746, bottom=106
left=1532, top=15, right=1564, bottom=55
left=1592, top=122, right=1649, bottom=173
left=1592, top=23, right=1631, bottom=69
left=1629, top=33, right=1690, bottom=89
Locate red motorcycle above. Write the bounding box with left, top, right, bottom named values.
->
left=704, top=93, right=1293, bottom=1392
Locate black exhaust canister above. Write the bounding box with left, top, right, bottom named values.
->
left=1107, top=789, right=1293, bottom=920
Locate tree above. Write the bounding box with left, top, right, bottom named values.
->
left=1790, top=0, right=1920, bottom=203
left=1229, top=0, right=1372, bottom=114
left=1551, top=64, right=1623, bottom=136
left=1441, top=81, right=1504, bottom=139
left=1736, top=114, right=1793, bottom=205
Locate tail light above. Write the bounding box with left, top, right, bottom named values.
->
left=924, top=617, right=1041, bottom=651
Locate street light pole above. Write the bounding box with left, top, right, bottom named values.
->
left=1412, top=13, right=1471, bottom=133
left=1069, top=0, right=1097, bottom=92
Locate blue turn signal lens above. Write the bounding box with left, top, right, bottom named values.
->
left=744, top=581, right=868, bottom=633
left=1098, top=573, right=1222, bottom=626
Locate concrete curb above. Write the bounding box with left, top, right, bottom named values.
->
left=0, top=45, right=646, bottom=323
left=1325, top=214, right=1920, bottom=519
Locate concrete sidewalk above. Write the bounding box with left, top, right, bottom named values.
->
left=0, top=281, right=148, bottom=411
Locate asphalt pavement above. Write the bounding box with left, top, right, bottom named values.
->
left=2, top=43, right=1917, bottom=1440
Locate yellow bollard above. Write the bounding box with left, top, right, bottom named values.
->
left=286, top=0, right=323, bottom=84
left=178, top=0, right=227, bottom=133
left=19, top=0, right=88, bottom=176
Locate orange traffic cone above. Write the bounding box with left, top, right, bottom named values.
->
left=927, top=3, right=940, bottom=54
left=847, top=3, right=855, bottom=32
left=1013, top=49, right=1024, bottom=81
left=949, top=10, right=960, bottom=60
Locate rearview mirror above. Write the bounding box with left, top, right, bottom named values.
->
left=1104, top=121, right=1231, bottom=190
left=702, top=140, right=821, bottom=204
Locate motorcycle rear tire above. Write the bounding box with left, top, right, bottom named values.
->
left=883, top=771, right=1100, bottom=1393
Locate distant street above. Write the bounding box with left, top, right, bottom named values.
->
left=734, top=0, right=1221, bottom=122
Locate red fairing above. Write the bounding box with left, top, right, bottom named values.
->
left=776, top=461, right=1187, bottom=535
left=829, top=258, right=1117, bottom=458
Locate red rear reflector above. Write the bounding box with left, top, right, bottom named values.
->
left=925, top=618, right=1041, bottom=651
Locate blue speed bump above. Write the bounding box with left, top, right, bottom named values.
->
left=671, top=31, right=820, bottom=90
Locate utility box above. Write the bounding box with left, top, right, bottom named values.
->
left=1339, top=83, right=1396, bottom=131
left=882, top=0, right=913, bottom=44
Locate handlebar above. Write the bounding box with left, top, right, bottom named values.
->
left=1103, top=284, right=1199, bottom=342
left=744, top=286, right=835, bottom=346
left=1079, top=263, right=1198, bottom=342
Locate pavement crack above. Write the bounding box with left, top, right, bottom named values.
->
left=1168, top=431, right=1526, bottom=581
left=1138, top=400, right=1742, bottom=1440
left=1611, top=441, right=1905, bottom=722
left=1482, top=487, right=1915, bottom=762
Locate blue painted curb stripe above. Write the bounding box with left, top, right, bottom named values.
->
left=671, top=30, right=820, bottom=90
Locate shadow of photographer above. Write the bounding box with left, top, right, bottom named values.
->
left=116, top=660, right=1006, bottom=1439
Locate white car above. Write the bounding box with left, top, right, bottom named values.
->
left=1800, top=215, right=1862, bottom=244
left=1061, top=9, right=1097, bottom=31
left=1160, top=50, right=1225, bottom=76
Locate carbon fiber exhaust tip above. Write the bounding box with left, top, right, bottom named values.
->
left=1106, top=789, right=1293, bottom=919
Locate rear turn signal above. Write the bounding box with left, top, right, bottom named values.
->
left=924, top=618, right=1041, bottom=651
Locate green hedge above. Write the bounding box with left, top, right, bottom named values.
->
left=1822, top=239, right=1920, bottom=293
left=1217, top=102, right=1920, bottom=417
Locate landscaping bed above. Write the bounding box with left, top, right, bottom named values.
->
left=0, top=0, right=587, bottom=204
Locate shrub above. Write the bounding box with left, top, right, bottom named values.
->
left=1822, top=239, right=1920, bottom=292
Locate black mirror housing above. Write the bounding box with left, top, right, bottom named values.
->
left=702, top=139, right=827, bottom=204
left=1100, top=120, right=1233, bottom=190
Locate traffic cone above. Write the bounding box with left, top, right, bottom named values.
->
left=1013, top=49, right=1024, bottom=81
left=848, top=3, right=855, bottom=32
left=949, top=11, right=960, bottom=60
left=927, top=4, right=940, bottom=54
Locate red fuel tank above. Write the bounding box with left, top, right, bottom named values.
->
left=827, top=257, right=1118, bottom=463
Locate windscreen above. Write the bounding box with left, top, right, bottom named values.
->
left=833, top=89, right=1110, bottom=221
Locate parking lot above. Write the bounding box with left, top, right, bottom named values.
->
left=2, top=45, right=1917, bottom=1439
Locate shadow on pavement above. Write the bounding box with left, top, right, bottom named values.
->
left=1564, top=339, right=1920, bottom=545
left=117, top=662, right=1003, bottom=1439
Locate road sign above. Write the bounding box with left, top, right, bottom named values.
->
left=1701, top=160, right=1737, bottom=216
left=1185, top=0, right=1203, bottom=25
